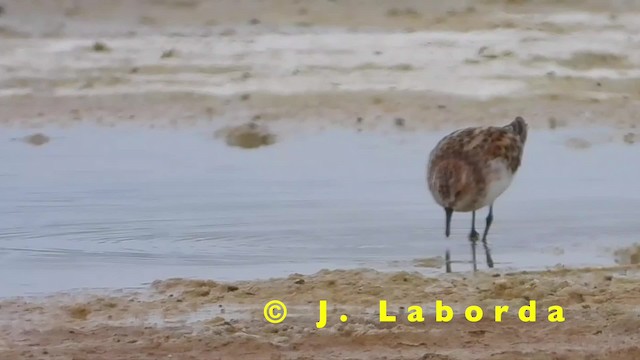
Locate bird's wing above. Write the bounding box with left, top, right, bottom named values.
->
left=431, top=126, right=525, bottom=173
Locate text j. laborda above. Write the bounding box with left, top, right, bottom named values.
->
left=263, top=300, right=565, bottom=328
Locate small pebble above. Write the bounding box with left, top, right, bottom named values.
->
left=22, top=133, right=50, bottom=146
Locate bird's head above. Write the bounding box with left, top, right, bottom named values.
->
left=430, top=159, right=475, bottom=211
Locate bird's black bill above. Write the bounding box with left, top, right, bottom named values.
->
left=445, top=207, right=453, bottom=237
left=444, top=207, right=453, bottom=273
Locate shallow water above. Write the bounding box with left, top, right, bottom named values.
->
left=1, top=125, right=639, bottom=297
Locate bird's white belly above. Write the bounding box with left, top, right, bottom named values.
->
left=479, top=160, right=513, bottom=208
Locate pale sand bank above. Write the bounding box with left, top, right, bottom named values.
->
left=2, top=263, right=640, bottom=359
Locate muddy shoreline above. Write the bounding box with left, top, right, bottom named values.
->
left=2, top=1, right=640, bottom=134
left=2, top=265, right=640, bottom=359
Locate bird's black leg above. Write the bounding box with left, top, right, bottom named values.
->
left=470, top=211, right=479, bottom=272
left=445, top=207, right=453, bottom=273
left=482, top=205, right=495, bottom=268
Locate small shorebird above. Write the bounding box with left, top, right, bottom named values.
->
left=426, top=116, right=528, bottom=273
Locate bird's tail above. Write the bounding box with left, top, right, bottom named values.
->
left=505, top=116, right=528, bottom=144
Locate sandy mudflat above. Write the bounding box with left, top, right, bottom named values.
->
left=2, top=263, right=640, bottom=359
left=1, top=0, right=640, bottom=134
left=2, top=0, right=640, bottom=358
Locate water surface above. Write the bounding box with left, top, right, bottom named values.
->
left=1, top=125, right=638, bottom=297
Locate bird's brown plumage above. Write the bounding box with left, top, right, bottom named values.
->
left=427, top=116, right=528, bottom=212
